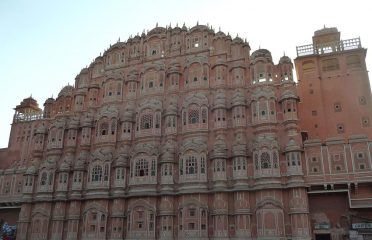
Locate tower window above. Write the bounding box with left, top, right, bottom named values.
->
left=362, top=117, right=370, bottom=127
left=359, top=96, right=367, bottom=105
left=337, top=123, right=345, bottom=133
left=334, top=102, right=342, bottom=112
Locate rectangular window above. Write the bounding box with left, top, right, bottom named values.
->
left=322, top=58, right=340, bottom=72
left=189, top=209, right=196, bottom=217
left=188, top=223, right=195, bottom=230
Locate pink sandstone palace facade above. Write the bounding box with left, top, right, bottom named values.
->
left=0, top=24, right=371, bottom=240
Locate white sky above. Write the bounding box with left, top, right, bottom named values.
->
left=0, top=0, right=371, bottom=148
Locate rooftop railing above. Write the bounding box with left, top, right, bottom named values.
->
left=296, top=37, right=362, bottom=57
left=13, top=112, right=43, bottom=123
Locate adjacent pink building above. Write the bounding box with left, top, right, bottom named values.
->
left=0, top=24, right=371, bottom=240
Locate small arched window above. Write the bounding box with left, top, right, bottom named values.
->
left=186, top=156, right=197, bottom=174
left=188, top=108, right=199, bottom=124
left=261, top=152, right=271, bottom=169
left=135, top=159, right=149, bottom=177
left=92, top=165, right=103, bottom=182
left=40, top=172, right=47, bottom=185
left=141, top=113, right=153, bottom=129
left=100, top=122, right=109, bottom=136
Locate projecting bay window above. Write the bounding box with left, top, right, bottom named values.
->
left=232, top=106, right=246, bottom=127
left=87, top=163, right=110, bottom=188
left=136, top=110, right=161, bottom=137
left=254, top=150, right=280, bottom=178
left=213, top=158, right=226, bottom=181
left=233, top=156, right=247, bottom=179
left=286, top=152, right=303, bottom=175
left=179, top=154, right=207, bottom=183
left=38, top=170, right=54, bottom=192
left=182, top=106, right=208, bottom=132
left=130, top=157, right=157, bottom=185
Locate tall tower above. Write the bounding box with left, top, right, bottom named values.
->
left=295, top=27, right=372, bottom=140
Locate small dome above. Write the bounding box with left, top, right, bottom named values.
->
left=58, top=85, right=74, bottom=98
left=190, top=24, right=209, bottom=33
left=44, top=97, right=55, bottom=105
left=121, top=109, right=134, bottom=122
left=214, top=31, right=226, bottom=40
left=279, top=55, right=292, bottom=64
left=59, top=161, right=70, bottom=171
left=68, top=116, right=80, bottom=129
left=165, top=104, right=178, bottom=116
left=213, top=91, right=226, bottom=109
left=80, top=67, right=89, bottom=74
left=161, top=141, right=176, bottom=163
left=212, top=136, right=228, bottom=159
left=231, top=89, right=246, bottom=107
left=251, top=49, right=272, bottom=62
left=81, top=113, right=94, bottom=127
left=285, top=139, right=301, bottom=152
left=280, top=90, right=298, bottom=102
left=148, top=26, right=166, bottom=36
left=74, top=159, right=85, bottom=170
left=115, top=154, right=128, bottom=167
left=232, top=36, right=244, bottom=44
left=314, top=27, right=338, bottom=36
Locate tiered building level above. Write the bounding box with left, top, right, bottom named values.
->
left=0, top=24, right=371, bottom=240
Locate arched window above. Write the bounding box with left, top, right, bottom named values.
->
left=273, top=151, right=279, bottom=168
left=141, top=114, right=153, bottom=129
left=186, top=156, right=197, bottom=174
left=188, top=108, right=199, bottom=124
left=40, top=172, right=47, bottom=185
left=201, top=107, right=208, bottom=124
left=92, top=165, right=103, bottom=182
left=100, top=122, right=109, bottom=136
left=135, top=159, right=149, bottom=177
left=261, top=152, right=271, bottom=169
left=111, top=119, right=116, bottom=135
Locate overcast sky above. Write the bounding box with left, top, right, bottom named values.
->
left=0, top=0, right=371, bottom=148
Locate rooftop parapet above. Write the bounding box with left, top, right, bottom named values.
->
left=296, top=37, right=362, bottom=57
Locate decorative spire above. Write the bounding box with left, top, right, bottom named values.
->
left=156, top=22, right=158, bottom=27
left=197, top=21, right=199, bottom=26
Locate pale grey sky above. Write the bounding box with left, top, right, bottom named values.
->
left=0, top=0, right=371, bottom=147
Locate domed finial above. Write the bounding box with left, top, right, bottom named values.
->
left=283, top=51, right=286, bottom=56
left=219, top=26, right=221, bottom=32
